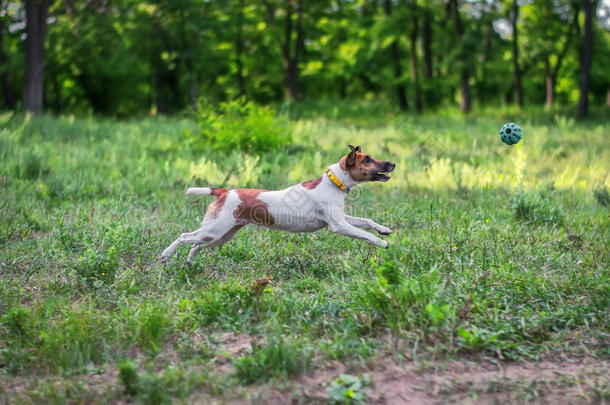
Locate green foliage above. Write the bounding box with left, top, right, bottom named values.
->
left=3, top=0, right=609, bottom=113
left=138, top=305, right=172, bottom=355
left=118, top=359, right=139, bottom=396
left=75, top=246, right=119, bottom=285
left=593, top=185, right=610, bottom=207
left=193, top=98, right=291, bottom=154
left=233, top=337, right=313, bottom=383
left=510, top=189, right=565, bottom=226
left=14, top=150, right=49, bottom=180
left=327, top=374, right=370, bottom=405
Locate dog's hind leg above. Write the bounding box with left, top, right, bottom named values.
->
left=185, top=225, right=245, bottom=263
left=207, top=225, right=245, bottom=248
left=187, top=244, right=205, bottom=263
left=161, top=228, right=212, bottom=261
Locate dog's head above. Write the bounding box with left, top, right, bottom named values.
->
left=340, top=145, right=396, bottom=182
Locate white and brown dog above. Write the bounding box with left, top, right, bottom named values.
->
left=161, top=145, right=396, bottom=263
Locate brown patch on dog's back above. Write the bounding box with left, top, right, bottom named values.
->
left=234, top=189, right=275, bottom=225
left=301, top=176, right=323, bottom=190
left=205, top=190, right=229, bottom=220
left=210, top=188, right=227, bottom=197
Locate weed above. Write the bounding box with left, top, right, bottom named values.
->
left=510, top=189, right=564, bottom=225
left=233, top=337, right=313, bottom=383
left=327, top=374, right=370, bottom=405
left=118, top=358, right=139, bottom=396
left=593, top=185, right=610, bottom=207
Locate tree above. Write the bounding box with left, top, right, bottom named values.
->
left=383, top=0, right=408, bottom=111
left=421, top=5, right=432, bottom=79
left=448, top=0, right=471, bottom=113
left=23, top=0, right=49, bottom=113
left=522, top=0, right=579, bottom=108
left=542, top=6, right=578, bottom=108
left=510, top=0, right=523, bottom=109
left=409, top=0, right=422, bottom=112
left=0, top=2, right=16, bottom=109
left=577, top=0, right=596, bottom=118
left=263, top=0, right=305, bottom=101
left=235, top=0, right=246, bottom=97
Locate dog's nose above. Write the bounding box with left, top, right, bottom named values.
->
left=385, top=162, right=396, bottom=172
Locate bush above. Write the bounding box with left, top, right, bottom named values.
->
left=192, top=98, right=291, bottom=154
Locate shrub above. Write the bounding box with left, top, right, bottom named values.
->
left=192, top=98, right=291, bottom=154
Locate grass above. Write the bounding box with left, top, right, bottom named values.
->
left=0, top=102, right=609, bottom=403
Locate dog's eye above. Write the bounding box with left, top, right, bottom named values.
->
left=364, top=156, right=371, bottom=163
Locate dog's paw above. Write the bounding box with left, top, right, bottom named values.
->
left=378, top=226, right=393, bottom=235
left=380, top=240, right=389, bottom=249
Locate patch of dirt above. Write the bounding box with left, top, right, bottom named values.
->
left=277, top=356, right=609, bottom=405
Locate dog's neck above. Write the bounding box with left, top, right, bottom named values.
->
left=326, top=163, right=360, bottom=192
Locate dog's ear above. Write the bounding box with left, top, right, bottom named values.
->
left=355, top=145, right=361, bottom=153
left=347, top=144, right=358, bottom=168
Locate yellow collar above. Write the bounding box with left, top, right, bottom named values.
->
left=325, top=168, right=351, bottom=193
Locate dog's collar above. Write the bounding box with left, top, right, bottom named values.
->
left=325, top=168, right=351, bottom=193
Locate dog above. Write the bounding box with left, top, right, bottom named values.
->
left=161, top=145, right=396, bottom=263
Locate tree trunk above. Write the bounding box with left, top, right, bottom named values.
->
left=448, top=0, right=471, bottom=113
left=543, top=6, right=578, bottom=109
left=510, top=0, right=523, bottom=110
left=51, top=71, right=61, bottom=115
left=294, top=0, right=304, bottom=98
left=282, top=0, right=303, bottom=101
left=577, top=0, right=595, bottom=119
left=544, top=56, right=554, bottom=109
left=422, top=8, right=432, bottom=79
left=0, top=18, right=15, bottom=109
left=606, top=88, right=610, bottom=108
left=383, top=0, right=408, bottom=111
left=409, top=0, right=422, bottom=112
left=23, top=0, right=49, bottom=113
left=188, top=68, right=197, bottom=109
left=235, top=0, right=245, bottom=97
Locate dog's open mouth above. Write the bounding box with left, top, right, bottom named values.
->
left=373, top=172, right=391, bottom=182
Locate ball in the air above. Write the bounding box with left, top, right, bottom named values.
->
left=500, top=122, right=522, bottom=145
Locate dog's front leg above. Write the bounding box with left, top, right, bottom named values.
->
left=328, top=220, right=389, bottom=248
left=344, top=215, right=392, bottom=235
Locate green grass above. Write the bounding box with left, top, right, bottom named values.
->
left=0, top=104, right=608, bottom=403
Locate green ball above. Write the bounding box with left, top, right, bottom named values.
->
left=500, top=122, right=522, bottom=145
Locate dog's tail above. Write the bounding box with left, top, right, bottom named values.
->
left=186, top=187, right=227, bottom=198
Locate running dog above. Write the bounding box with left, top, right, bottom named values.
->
left=161, top=145, right=396, bottom=263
